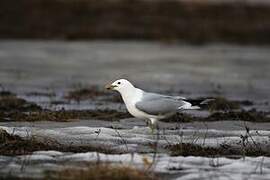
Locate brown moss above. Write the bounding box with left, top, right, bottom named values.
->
left=0, top=128, right=20, bottom=143
left=0, top=95, right=42, bottom=112
left=238, top=100, right=254, bottom=106
left=167, top=143, right=223, bottom=157
left=48, top=164, right=156, bottom=180
left=207, top=97, right=240, bottom=111
left=161, top=109, right=270, bottom=123
left=0, top=109, right=131, bottom=122
left=0, top=90, right=15, bottom=97
left=0, top=90, right=130, bottom=122
left=205, top=109, right=270, bottom=122
left=26, top=91, right=56, bottom=97
left=105, top=94, right=123, bottom=103
left=0, top=129, right=119, bottom=155
left=0, top=129, right=50, bottom=155
left=0, top=91, right=266, bottom=123
left=65, top=87, right=122, bottom=103
left=65, top=87, right=106, bottom=102
left=50, top=100, right=66, bottom=105
left=167, top=143, right=270, bottom=157
left=162, top=112, right=199, bottom=123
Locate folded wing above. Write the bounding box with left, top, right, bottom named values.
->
left=135, top=92, right=186, bottom=115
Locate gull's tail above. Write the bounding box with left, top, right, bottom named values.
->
left=178, top=98, right=214, bottom=110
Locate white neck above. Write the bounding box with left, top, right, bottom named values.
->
left=119, top=87, right=142, bottom=104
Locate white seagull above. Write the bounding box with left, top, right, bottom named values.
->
left=105, top=79, right=210, bottom=129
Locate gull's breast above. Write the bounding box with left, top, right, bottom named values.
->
left=123, top=89, right=151, bottom=119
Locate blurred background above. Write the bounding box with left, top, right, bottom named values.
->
left=1, top=0, right=270, bottom=43
left=0, top=0, right=270, bottom=100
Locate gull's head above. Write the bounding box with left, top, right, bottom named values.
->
left=105, top=79, right=134, bottom=93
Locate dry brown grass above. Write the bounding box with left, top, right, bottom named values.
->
left=207, top=97, right=240, bottom=112
left=48, top=164, right=156, bottom=180
left=0, top=129, right=120, bottom=155
left=65, top=87, right=122, bottom=103
left=206, top=109, right=270, bottom=122
left=0, top=91, right=267, bottom=123
left=0, top=90, right=130, bottom=122
left=162, top=109, right=270, bottom=123
left=0, top=95, right=41, bottom=112
left=65, top=87, right=106, bottom=102
left=167, top=142, right=270, bottom=157
left=0, top=109, right=131, bottom=122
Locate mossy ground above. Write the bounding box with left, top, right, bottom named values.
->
left=0, top=90, right=269, bottom=122
left=161, top=109, right=270, bottom=123
left=166, top=143, right=270, bottom=157
left=0, top=129, right=120, bottom=156
left=0, top=109, right=131, bottom=122
left=65, top=87, right=122, bottom=103
left=0, top=88, right=269, bottom=158
left=65, top=87, right=107, bottom=102
left=0, top=94, right=41, bottom=112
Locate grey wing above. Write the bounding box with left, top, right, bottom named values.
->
left=140, top=92, right=184, bottom=101
left=135, top=92, right=186, bottom=115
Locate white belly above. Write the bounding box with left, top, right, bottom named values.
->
left=121, top=88, right=159, bottom=120
left=125, top=102, right=146, bottom=118
left=122, top=89, right=166, bottom=120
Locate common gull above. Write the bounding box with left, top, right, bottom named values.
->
left=106, top=79, right=210, bottom=129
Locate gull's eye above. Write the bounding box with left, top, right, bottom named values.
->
left=117, top=82, right=121, bottom=85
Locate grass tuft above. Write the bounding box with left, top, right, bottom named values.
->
left=0, top=94, right=41, bottom=112
left=47, top=164, right=156, bottom=180
left=167, top=143, right=270, bottom=157
left=65, top=87, right=106, bottom=102
left=0, top=109, right=131, bottom=122
left=206, top=97, right=240, bottom=111
left=0, top=129, right=120, bottom=155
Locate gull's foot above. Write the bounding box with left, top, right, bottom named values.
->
left=149, top=122, right=160, bottom=135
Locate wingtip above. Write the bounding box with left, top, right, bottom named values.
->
left=200, top=98, right=215, bottom=105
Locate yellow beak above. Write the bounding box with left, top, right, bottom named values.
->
left=105, top=84, right=117, bottom=90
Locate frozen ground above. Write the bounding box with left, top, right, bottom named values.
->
left=1, top=119, right=270, bottom=153
left=0, top=119, right=270, bottom=179
left=0, top=151, right=270, bottom=180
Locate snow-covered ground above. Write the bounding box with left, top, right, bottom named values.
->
left=1, top=119, right=270, bottom=179
left=1, top=119, right=270, bottom=153
left=0, top=151, right=270, bottom=180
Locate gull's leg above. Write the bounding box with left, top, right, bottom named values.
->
left=145, top=119, right=153, bottom=132
left=149, top=118, right=158, bottom=134
left=146, top=119, right=151, bottom=126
